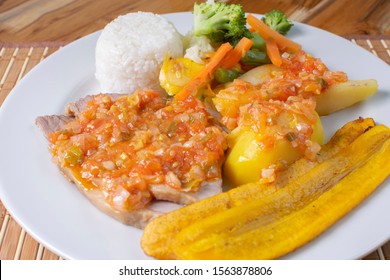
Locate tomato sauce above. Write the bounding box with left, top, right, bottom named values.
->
left=214, top=51, right=345, bottom=163
left=214, top=51, right=348, bottom=130
left=49, top=90, right=227, bottom=211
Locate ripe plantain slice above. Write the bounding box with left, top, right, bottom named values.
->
left=274, top=117, right=375, bottom=189
left=140, top=118, right=379, bottom=259
left=169, top=124, right=390, bottom=259
left=172, top=134, right=390, bottom=259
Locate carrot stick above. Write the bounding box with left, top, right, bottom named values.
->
left=174, top=42, right=233, bottom=101
left=220, top=37, right=253, bottom=69
left=247, top=14, right=301, bottom=53
left=265, top=37, right=283, bottom=67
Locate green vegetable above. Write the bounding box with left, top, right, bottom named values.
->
left=167, top=121, right=177, bottom=138
left=64, top=144, right=84, bottom=165
left=250, top=32, right=266, bottom=51
left=261, top=10, right=293, bottom=35
left=214, top=68, right=240, bottom=83
left=193, top=2, right=250, bottom=45
left=240, top=49, right=271, bottom=66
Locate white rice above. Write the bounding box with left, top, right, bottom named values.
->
left=95, top=12, right=183, bottom=94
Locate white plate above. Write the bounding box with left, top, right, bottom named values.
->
left=0, top=12, right=389, bottom=260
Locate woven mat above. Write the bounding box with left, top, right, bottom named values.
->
left=0, top=37, right=390, bottom=260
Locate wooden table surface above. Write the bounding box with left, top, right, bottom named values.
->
left=0, top=0, right=389, bottom=42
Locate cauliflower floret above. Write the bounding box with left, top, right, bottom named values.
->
left=183, top=32, right=215, bottom=64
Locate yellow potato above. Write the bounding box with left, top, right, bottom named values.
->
left=237, top=65, right=378, bottom=116
left=223, top=113, right=324, bottom=186
left=237, top=64, right=282, bottom=85
left=315, top=79, right=378, bottom=115
left=223, top=131, right=299, bottom=186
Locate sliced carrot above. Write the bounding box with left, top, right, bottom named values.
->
left=220, top=37, right=254, bottom=69
left=265, top=37, right=283, bottom=67
left=174, top=42, right=233, bottom=102
left=246, top=14, right=301, bottom=53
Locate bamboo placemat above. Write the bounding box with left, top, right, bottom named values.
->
left=0, top=36, right=390, bottom=260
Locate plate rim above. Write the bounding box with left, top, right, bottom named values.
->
left=0, top=12, right=389, bottom=260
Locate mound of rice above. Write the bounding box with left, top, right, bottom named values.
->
left=95, top=12, right=183, bottom=94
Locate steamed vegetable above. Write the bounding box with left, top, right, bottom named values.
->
left=214, top=36, right=254, bottom=83
left=219, top=36, right=253, bottom=69
left=183, top=34, right=215, bottom=64
left=159, top=56, right=204, bottom=95
left=239, top=32, right=270, bottom=67
left=265, top=37, right=283, bottom=66
left=193, top=1, right=250, bottom=45
left=174, top=36, right=258, bottom=100
left=315, top=79, right=378, bottom=115
left=250, top=32, right=267, bottom=50
left=261, top=9, right=294, bottom=35
left=236, top=64, right=378, bottom=116
left=174, top=42, right=233, bottom=101
left=235, top=63, right=280, bottom=84
left=247, top=13, right=301, bottom=53
left=214, top=68, right=240, bottom=83
left=240, top=49, right=270, bottom=66
left=223, top=102, right=324, bottom=186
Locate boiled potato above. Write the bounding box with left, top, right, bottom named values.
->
left=238, top=64, right=282, bottom=85
left=238, top=65, right=378, bottom=116
left=315, top=79, right=378, bottom=115
left=224, top=113, right=324, bottom=186
left=223, top=131, right=300, bottom=186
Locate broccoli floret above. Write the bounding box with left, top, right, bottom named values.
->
left=193, top=2, right=250, bottom=45
left=261, top=10, right=293, bottom=35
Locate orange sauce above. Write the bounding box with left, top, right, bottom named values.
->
left=49, top=90, right=227, bottom=211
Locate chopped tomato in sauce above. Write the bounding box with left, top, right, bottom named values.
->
left=214, top=51, right=344, bottom=162
left=49, top=90, right=227, bottom=211
left=233, top=96, right=321, bottom=160
left=215, top=51, right=348, bottom=129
